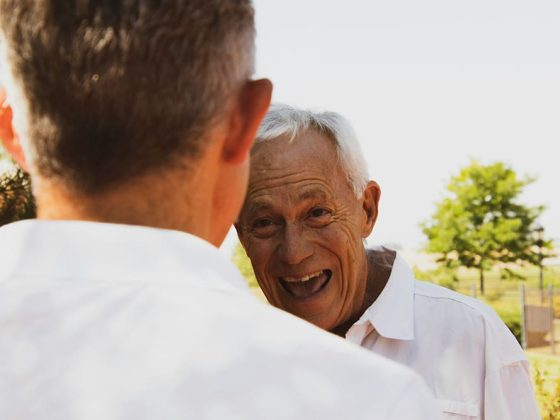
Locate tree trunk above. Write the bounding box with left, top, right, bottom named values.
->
left=479, top=266, right=485, bottom=295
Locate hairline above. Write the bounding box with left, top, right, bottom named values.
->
left=254, top=104, right=370, bottom=198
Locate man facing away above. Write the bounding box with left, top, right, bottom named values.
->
left=236, top=104, right=541, bottom=420
left=0, top=1, right=441, bottom=419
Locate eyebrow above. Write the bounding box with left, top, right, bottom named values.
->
left=298, top=188, right=330, bottom=201
left=246, top=201, right=274, bottom=218
left=244, top=187, right=331, bottom=218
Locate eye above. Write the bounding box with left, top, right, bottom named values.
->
left=306, top=207, right=333, bottom=228
left=309, top=207, right=330, bottom=218
left=250, top=218, right=280, bottom=238
left=252, top=218, right=273, bottom=229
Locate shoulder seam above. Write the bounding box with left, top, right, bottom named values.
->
left=413, top=281, right=497, bottom=319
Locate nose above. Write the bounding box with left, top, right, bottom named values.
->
left=278, top=223, right=313, bottom=265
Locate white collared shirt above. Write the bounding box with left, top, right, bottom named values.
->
left=346, top=251, right=541, bottom=420
left=0, top=221, right=442, bottom=420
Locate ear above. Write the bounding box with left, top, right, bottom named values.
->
left=222, top=78, right=273, bottom=164
left=0, top=87, right=28, bottom=170
left=361, top=180, right=381, bottom=238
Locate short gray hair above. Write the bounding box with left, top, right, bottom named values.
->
left=0, top=0, right=255, bottom=194
left=255, top=104, right=369, bottom=197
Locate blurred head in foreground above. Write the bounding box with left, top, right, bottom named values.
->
left=0, top=0, right=271, bottom=245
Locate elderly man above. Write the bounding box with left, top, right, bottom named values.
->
left=0, top=1, right=442, bottom=419
left=236, top=104, right=541, bottom=420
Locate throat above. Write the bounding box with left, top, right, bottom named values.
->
left=363, top=249, right=395, bottom=307
left=330, top=319, right=359, bottom=337
left=329, top=249, right=396, bottom=338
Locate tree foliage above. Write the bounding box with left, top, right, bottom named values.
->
left=231, top=242, right=258, bottom=289
left=0, top=168, right=36, bottom=226
left=422, top=160, right=553, bottom=294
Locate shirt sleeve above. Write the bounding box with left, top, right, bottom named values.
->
left=484, top=360, right=541, bottom=420
left=386, top=375, right=444, bottom=420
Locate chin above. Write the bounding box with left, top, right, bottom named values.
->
left=284, top=301, right=338, bottom=332
left=306, top=315, right=336, bottom=331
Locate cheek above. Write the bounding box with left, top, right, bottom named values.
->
left=321, top=222, right=364, bottom=294
left=246, top=240, right=277, bottom=294
left=321, top=222, right=362, bottom=264
left=338, top=211, right=365, bottom=255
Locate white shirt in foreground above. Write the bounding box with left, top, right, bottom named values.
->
left=346, top=250, right=540, bottom=420
left=0, top=221, right=441, bottom=420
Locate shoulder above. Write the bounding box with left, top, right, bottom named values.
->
left=259, top=304, right=439, bottom=418
left=413, top=280, right=526, bottom=365
left=413, top=280, right=513, bottom=331
left=194, top=296, right=439, bottom=419
left=0, top=279, right=438, bottom=419
left=414, top=280, right=497, bottom=318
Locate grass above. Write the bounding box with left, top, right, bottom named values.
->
left=528, top=352, right=560, bottom=419
left=529, top=352, right=560, bottom=394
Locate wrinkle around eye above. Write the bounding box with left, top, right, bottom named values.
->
left=306, top=207, right=334, bottom=228
left=250, top=218, right=281, bottom=238
left=308, top=207, right=331, bottom=218
left=252, top=218, right=274, bottom=229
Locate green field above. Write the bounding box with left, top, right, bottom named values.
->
left=528, top=352, right=560, bottom=419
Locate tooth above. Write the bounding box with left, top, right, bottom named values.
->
left=283, top=271, right=323, bottom=283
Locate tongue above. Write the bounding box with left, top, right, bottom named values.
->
left=283, top=271, right=329, bottom=299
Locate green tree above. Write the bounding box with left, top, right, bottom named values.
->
left=422, top=160, right=553, bottom=294
left=0, top=167, right=36, bottom=226
left=231, top=242, right=258, bottom=289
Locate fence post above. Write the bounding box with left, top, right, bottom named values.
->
left=520, top=284, right=527, bottom=350
left=471, top=284, right=477, bottom=299
left=549, top=285, right=555, bottom=355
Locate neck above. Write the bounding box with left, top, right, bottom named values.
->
left=362, top=248, right=395, bottom=309
left=330, top=248, right=395, bottom=337
left=33, top=165, right=218, bottom=243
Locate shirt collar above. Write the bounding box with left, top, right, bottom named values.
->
left=352, top=251, right=415, bottom=341
left=0, top=220, right=250, bottom=295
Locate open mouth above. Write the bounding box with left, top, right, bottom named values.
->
left=279, top=269, right=332, bottom=299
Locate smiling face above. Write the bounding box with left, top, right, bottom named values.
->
left=236, top=128, right=379, bottom=331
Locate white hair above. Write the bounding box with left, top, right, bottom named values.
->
left=255, top=103, right=370, bottom=197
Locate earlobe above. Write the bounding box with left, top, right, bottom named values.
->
left=361, top=181, right=381, bottom=237
left=223, top=78, right=273, bottom=165
left=0, top=89, right=28, bottom=171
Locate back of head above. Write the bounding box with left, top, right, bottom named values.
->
left=0, top=0, right=254, bottom=194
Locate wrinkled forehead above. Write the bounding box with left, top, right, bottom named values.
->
left=243, top=128, right=356, bottom=211
left=250, top=127, right=339, bottom=176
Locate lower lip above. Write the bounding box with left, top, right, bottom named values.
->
left=279, top=270, right=332, bottom=301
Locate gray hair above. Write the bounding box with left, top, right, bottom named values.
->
left=255, top=104, right=370, bottom=197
